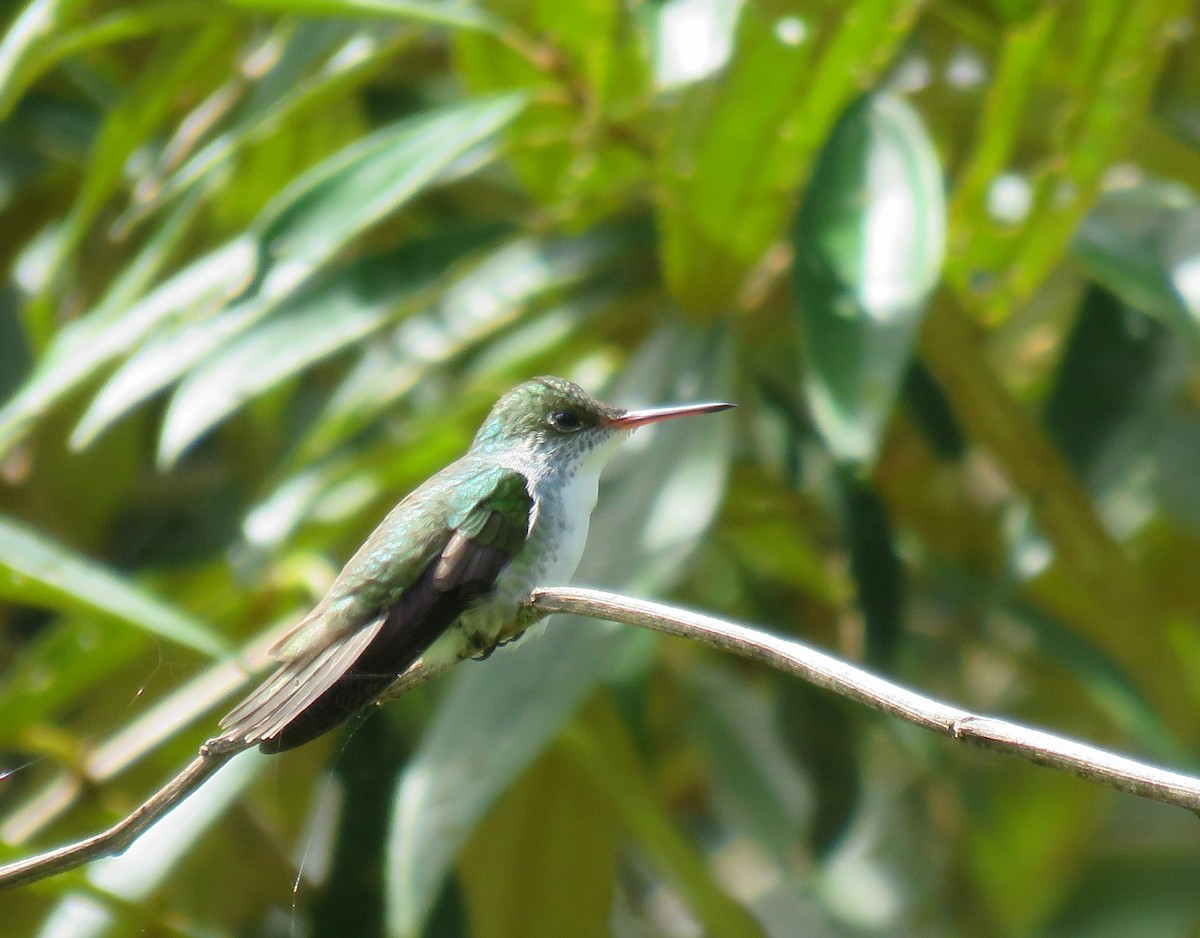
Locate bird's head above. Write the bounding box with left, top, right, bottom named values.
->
left=470, top=376, right=733, bottom=469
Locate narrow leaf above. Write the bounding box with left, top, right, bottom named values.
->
left=0, top=515, right=228, bottom=658
left=71, top=95, right=525, bottom=452
left=35, top=751, right=267, bottom=938
left=256, top=92, right=524, bottom=266
left=658, top=0, right=922, bottom=313
left=219, top=0, right=499, bottom=31
left=0, top=195, right=212, bottom=458
left=156, top=225, right=509, bottom=463
left=0, top=0, right=89, bottom=117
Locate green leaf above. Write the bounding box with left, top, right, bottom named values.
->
left=0, top=192, right=210, bottom=459
left=123, top=22, right=408, bottom=227
left=946, top=0, right=1192, bottom=324
left=65, top=239, right=259, bottom=452
left=158, top=225, right=510, bottom=464
left=0, top=618, right=149, bottom=742
left=658, top=0, right=922, bottom=314
left=0, top=4, right=236, bottom=121
left=684, top=664, right=811, bottom=864
left=256, top=91, right=525, bottom=266
left=0, top=515, right=228, bottom=658
left=69, top=94, right=525, bottom=453
left=558, top=699, right=764, bottom=938
left=295, top=224, right=640, bottom=462
left=36, top=21, right=239, bottom=299
left=1044, top=285, right=1168, bottom=477
left=794, top=92, right=945, bottom=467
left=0, top=0, right=90, bottom=118
left=649, top=0, right=742, bottom=89
left=158, top=294, right=390, bottom=466
left=454, top=0, right=650, bottom=222
left=385, top=325, right=736, bottom=938
left=457, top=744, right=621, bottom=938
left=1072, top=179, right=1200, bottom=349
left=834, top=467, right=902, bottom=666
left=219, top=0, right=499, bottom=31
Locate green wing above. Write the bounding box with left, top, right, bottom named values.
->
left=435, top=467, right=535, bottom=590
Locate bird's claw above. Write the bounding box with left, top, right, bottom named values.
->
left=469, top=628, right=529, bottom=661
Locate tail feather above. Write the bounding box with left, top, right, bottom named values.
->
left=212, top=616, right=387, bottom=752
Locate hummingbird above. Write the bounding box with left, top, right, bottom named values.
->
left=209, top=376, right=733, bottom=754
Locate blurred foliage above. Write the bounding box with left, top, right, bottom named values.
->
left=1, top=0, right=1200, bottom=934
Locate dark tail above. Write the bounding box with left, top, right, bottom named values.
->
left=257, top=670, right=403, bottom=753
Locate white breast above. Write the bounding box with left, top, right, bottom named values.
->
left=436, top=436, right=618, bottom=662
left=533, top=457, right=602, bottom=585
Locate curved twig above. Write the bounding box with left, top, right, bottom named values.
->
left=3, top=586, right=1198, bottom=892
left=0, top=753, right=231, bottom=891
left=529, top=587, right=1200, bottom=814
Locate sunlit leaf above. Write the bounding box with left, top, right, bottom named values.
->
left=42, top=21, right=239, bottom=292
left=124, top=22, right=408, bottom=226
left=793, top=91, right=945, bottom=467
left=69, top=94, right=525, bottom=452
left=454, top=0, right=649, bottom=222
left=650, top=0, right=743, bottom=90
left=658, top=0, right=923, bottom=313
left=0, top=618, right=148, bottom=740
left=219, top=0, right=499, bottom=31
left=0, top=515, right=227, bottom=658
left=0, top=0, right=90, bottom=117
left=295, top=223, right=642, bottom=461
left=0, top=199, right=213, bottom=460
left=158, top=225, right=510, bottom=464
left=256, top=91, right=524, bottom=266
left=66, top=239, right=259, bottom=451
left=1073, top=179, right=1200, bottom=349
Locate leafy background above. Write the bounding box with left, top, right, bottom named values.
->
left=1, top=0, right=1199, bottom=935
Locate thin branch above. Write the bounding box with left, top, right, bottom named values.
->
left=2, top=619, right=292, bottom=845
left=4, top=586, right=1199, bottom=892
left=0, top=646, right=456, bottom=892
left=528, top=587, right=1200, bottom=814
left=0, top=753, right=230, bottom=891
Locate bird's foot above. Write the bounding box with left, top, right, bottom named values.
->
left=469, top=629, right=528, bottom=661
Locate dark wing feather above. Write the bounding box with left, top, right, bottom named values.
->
left=210, top=468, right=533, bottom=754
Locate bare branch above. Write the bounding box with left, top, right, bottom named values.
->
left=4, top=586, right=1199, bottom=892
left=529, top=587, right=1200, bottom=815
left=0, top=649, right=456, bottom=891
left=0, top=753, right=230, bottom=891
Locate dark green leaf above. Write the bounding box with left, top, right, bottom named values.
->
left=794, top=92, right=945, bottom=467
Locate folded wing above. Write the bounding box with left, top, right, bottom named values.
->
left=211, top=468, right=533, bottom=753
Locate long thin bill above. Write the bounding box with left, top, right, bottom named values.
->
left=605, top=401, right=735, bottom=429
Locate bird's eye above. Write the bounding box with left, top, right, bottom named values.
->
left=548, top=410, right=583, bottom=432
